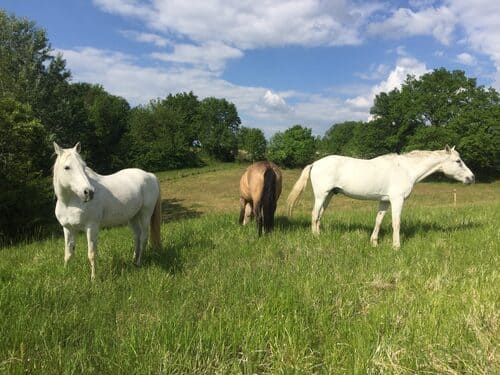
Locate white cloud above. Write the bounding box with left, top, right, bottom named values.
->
left=119, top=30, right=170, bottom=47
left=59, top=46, right=373, bottom=137
left=93, top=0, right=382, bottom=49
left=259, top=90, right=290, bottom=112
left=456, top=52, right=477, bottom=66
left=367, top=6, right=456, bottom=45
left=151, top=42, right=243, bottom=72
left=409, top=0, right=438, bottom=9
left=65, top=0, right=500, bottom=138
left=367, top=1, right=500, bottom=89
left=446, top=0, right=500, bottom=89
left=355, top=63, right=390, bottom=80
left=346, top=56, right=429, bottom=116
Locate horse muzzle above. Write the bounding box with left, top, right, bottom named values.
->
left=464, top=175, right=475, bottom=184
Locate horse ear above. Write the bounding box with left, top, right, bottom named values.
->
left=444, top=144, right=451, bottom=154
left=73, top=142, right=81, bottom=154
left=451, top=145, right=456, bottom=151
left=53, top=142, right=62, bottom=155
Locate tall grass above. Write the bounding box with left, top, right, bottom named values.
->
left=1, top=177, right=498, bottom=373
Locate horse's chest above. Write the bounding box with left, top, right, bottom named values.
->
left=55, top=202, right=95, bottom=229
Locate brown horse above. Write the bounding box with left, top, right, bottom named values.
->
left=239, top=161, right=282, bottom=236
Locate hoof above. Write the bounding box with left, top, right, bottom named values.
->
left=370, top=239, right=378, bottom=247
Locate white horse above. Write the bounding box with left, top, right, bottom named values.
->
left=287, top=146, right=474, bottom=249
left=53, top=142, right=162, bottom=279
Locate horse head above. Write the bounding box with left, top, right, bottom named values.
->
left=440, top=145, right=475, bottom=184
left=53, top=142, right=95, bottom=202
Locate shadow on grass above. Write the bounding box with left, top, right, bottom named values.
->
left=161, top=198, right=202, bottom=222
left=109, top=245, right=184, bottom=277
left=277, top=215, right=483, bottom=240
left=146, top=245, right=184, bottom=274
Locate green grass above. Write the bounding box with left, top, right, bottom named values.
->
left=1, top=171, right=499, bottom=373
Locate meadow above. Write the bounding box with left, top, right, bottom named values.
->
left=1, top=163, right=499, bottom=373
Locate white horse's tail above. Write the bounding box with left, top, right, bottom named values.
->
left=287, top=164, right=313, bottom=216
left=150, top=184, right=162, bottom=249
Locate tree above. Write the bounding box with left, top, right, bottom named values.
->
left=70, top=84, right=130, bottom=172
left=162, top=91, right=200, bottom=147
left=126, top=99, right=199, bottom=171
left=0, top=97, right=53, bottom=244
left=197, top=97, right=241, bottom=161
left=268, top=125, right=316, bottom=168
left=320, top=121, right=363, bottom=157
left=238, top=127, right=267, bottom=162
left=0, top=10, right=91, bottom=175
left=370, top=68, right=500, bottom=178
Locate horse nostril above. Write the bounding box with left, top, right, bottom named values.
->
left=84, top=188, right=94, bottom=200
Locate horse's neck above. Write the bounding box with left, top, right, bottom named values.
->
left=400, top=152, right=447, bottom=184
left=53, top=179, right=74, bottom=204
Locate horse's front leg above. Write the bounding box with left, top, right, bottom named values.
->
left=86, top=225, right=99, bottom=280
left=370, top=201, right=389, bottom=247
left=390, top=197, right=404, bottom=250
left=63, top=227, right=76, bottom=266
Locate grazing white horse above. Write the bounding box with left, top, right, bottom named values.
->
left=287, top=146, right=475, bottom=249
left=53, top=142, right=162, bottom=279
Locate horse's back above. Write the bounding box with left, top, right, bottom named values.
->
left=94, top=168, right=160, bottom=226
left=311, top=154, right=402, bottom=199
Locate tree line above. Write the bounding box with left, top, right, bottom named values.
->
left=1, top=10, right=498, bottom=244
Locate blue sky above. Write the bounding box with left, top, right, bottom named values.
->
left=3, top=0, right=499, bottom=137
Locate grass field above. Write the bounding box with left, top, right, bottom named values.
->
left=1, top=163, right=499, bottom=373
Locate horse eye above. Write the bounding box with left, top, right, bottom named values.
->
left=64, top=166, right=70, bottom=170
left=456, top=160, right=461, bottom=164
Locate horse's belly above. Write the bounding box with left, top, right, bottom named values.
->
left=100, top=203, right=141, bottom=227
left=340, top=190, right=386, bottom=201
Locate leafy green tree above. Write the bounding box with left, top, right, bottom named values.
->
left=320, top=121, right=363, bottom=157
left=68, top=84, right=130, bottom=172
left=0, top=97, right=53, bottom=244
left=238, top=127, right=267, bottom=162
left=268, top=125, right=316, bottom=168
left=162, top=91, right=200, bottom=147
left=0, top=10, right=94, bottom=175
left=126, top=99, right=199, bottom=171
left=370, top=68, right=499, bottom=178
left=448, top=98, right=500, bottom=178
left=197, top=97, right=241, bottom=161
left=371, top=69, right=484, bottom=152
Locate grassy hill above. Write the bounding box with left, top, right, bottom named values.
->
left=1, top=164, right=499, bottom=373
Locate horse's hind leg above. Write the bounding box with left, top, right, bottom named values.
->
left=63, top=227, right=76, bottom=266
left=312, top=191, right=333, bottom=235
left=129, top=218, right=142, bottom=264
left=239, top=199, right=253, bottom=225
left=370, top=201, right=389, bottom=247
left=133, top=211, right=151, bottom=266
left=254, top=201, right=263, bottom=236
left=244, top=203, right=253, bottom=225
left=239, top=198, right=246, bottom=225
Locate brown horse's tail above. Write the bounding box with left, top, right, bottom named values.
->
left=150, top=182, right=162, bottom=249
left=262, top=168, right=277, bottom=234
left=287, top=164, right=313, bottom=216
